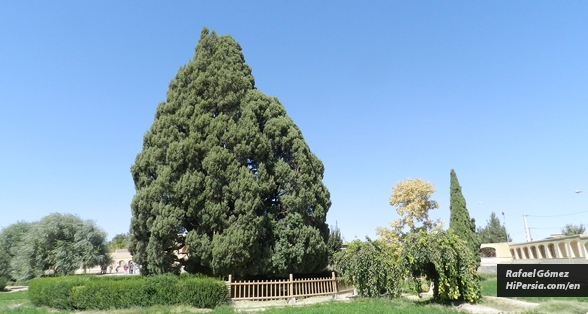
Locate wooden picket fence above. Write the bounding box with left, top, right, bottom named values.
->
left=227, top=272, right=348, bottom=301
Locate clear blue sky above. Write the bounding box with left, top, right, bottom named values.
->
left=1, top=1, right=587, bottom=243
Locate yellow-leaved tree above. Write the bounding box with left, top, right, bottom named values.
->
left=376, top=178, right=443, bottom=247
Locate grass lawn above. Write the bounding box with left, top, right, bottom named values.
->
left=479, top=272, right=497, bottom=296
left=478, top=272, right=588, bottom=314
left=249, top=298, right=464, bottom=314
left=0, top=291, right=466, bottom=314
left=479, top=272, right=588, bottom=302
left=2, top=274, right=587, bottom=314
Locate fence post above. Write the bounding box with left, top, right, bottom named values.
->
left=289, top=273, right=295, bottom=304
left=227, top=274, right=232, bottom=298
left=331, top=272, right=338, bottom=299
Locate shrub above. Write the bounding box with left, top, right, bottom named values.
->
left=399, top=230, right=481, bottom=303
left=29, top=274, right=228, bottom=310
left=177, top=277, right=229, bottom=308
left=29, top=275, right=92, bottom=309
left=334, top=238, right=402, bottom=298
left=0, top=276, right=7, bottom=290
left=144, top=273, right=179, bottom=305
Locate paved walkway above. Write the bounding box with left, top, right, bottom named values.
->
left=2, top=286, right=28, bottom=293
left=231, top=292, right=355, bottom=312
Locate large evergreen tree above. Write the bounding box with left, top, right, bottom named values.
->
left=130, top=28, right=330, bottom=278
left=448, top=169, right=480, bottom=264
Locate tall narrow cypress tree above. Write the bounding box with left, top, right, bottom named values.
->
left=129, top=28, right=331, bottom=278
left=449, top=169, right=480, bottom=264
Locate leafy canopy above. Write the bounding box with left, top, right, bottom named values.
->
left=335, top=231, right=481, bottom=303
left=129, top=27, right=330, bottom=278
left=334, top=238, right=401, bottom=298
left=339, top=178, right=480, bottom=303
left=9, top=213, right=110, bottom=281
left=376, top=178, right=442, bottom=247
left=107, top=233, right=131, bottom=252
left=0, top=221, right=32, bottom=281
left=400, top=230, right=481, bottom=303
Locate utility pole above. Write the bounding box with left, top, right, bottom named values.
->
left=501, top=212, right=509, bottom=243
left=523, top=214, right=532, bottom=242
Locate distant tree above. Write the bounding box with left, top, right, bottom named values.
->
left=108, top=233, right=131, bottom=252
left=327, top=224, right=343, bottom=266
left=129, top=27, right=330, bottom=277
left=376, top=178, right=442, bottom=248
left=561, top=223, right=586, bottom=236
left=477, top=212, right=512, bottom=243
left=448, top=169, right=480, bottom=264
left=11, top=213, right=111, bottom=281
left=0, top=221, right=33, bottom=281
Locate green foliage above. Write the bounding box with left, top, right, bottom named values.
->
left=28, top=275, right=90, bottom=309
left=448, top=169, right=480, bottom=265
left=477, top=212, right=511, bottom=243
left=0, top=276, right=6, bottom=291
left=327, top=225, right=343, bottom=266
left=130, top=27, right=330, bottom=278
left=334, top=238, right=402, bottom=298
left=561, top=223, right=586, bottom=236
left=376, top=178, right=442, bottom=246
left=399, top=230, right=481, bottom=303
left=107, top=233, right=131, bottom=252
left=0, top=221, right=33, bottom=281
left=28, top=274, right=228, bottom=310
left=10, top=213, right=111, bottom=281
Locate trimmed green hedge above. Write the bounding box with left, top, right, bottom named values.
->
left=29, top=274, right=228, bottom=310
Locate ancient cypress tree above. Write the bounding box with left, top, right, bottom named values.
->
left=448, top=169, right=480, bottom=264
left=129, top=28, right=331, bottom=278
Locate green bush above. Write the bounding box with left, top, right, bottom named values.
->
left=399, top=230, right=481, bottom=303
left=177, top=277, right=229, bottom=308
left=29, top=274, right=228, bottom=310
left=0, top=276, right=7, bottom=290
left=334, top=238, right=402, bottom=298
